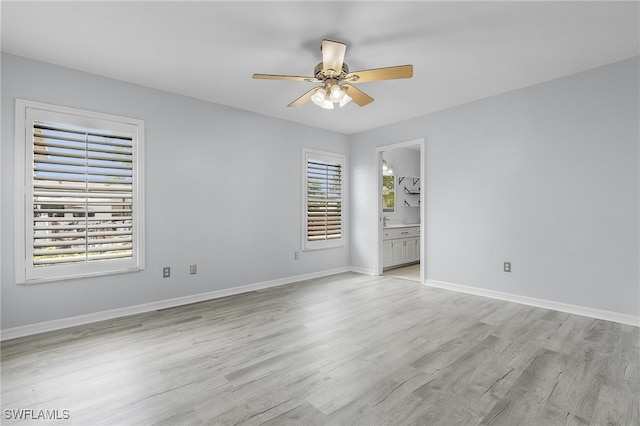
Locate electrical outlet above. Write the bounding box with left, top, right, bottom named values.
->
left=189, top=264, right=197, bottom=275
left=163, top=267, right=170, bottom=278
left=504, top=262, right=511, bottom=273
left=294, top=251, right=300, bottom=260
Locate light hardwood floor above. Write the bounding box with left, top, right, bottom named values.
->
left=2, top=272, right=638, bottom=425
left=384, top=264, right=420, bottom=282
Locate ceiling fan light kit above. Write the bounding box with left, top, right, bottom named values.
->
left=311, top=87, right=333, bottom=109
left=310, top=82, right=352, bottom=109
left=253, top=39, right=413, bottom=109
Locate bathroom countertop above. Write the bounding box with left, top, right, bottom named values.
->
left=383, top=224, right=420, bottom=229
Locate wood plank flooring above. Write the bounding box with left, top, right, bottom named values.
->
left=1, top=272, right=638, bottom=425
left=383, top=264, right=420, bottom=282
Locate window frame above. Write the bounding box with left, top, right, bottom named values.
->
left=302, top=148, right=346, bottom=251
left=14, top=99, right=145, bottom=284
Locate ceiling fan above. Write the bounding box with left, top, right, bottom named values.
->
left=252, top=39, right=413, bottom=109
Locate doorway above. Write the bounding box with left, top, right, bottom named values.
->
left=375, top=138, right=425, bottom=283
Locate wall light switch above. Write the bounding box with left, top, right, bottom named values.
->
left=190, top=264, right=197, bottom=275
left=163, top=267, right=171, bottom=278
left=504, top=262, right=511, bottom=273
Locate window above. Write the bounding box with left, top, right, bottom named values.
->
left=303, top=149, right=345, bottom=251
left=15, top=100, right=144, bottom=283
left=382, top=174, right=395, bottom=213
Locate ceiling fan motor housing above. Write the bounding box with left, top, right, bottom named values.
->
left=314, top=62, right=350, bottom=81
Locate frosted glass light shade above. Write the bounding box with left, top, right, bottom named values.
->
left=339, top=92, right=352, bottom=107
left=311, top=88, right=326, bottom=106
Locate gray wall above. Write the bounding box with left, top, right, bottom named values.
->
left=2, top=53, right=638, bottom=331
left=350, top=57, right=639, bottom=317
left=1, top=53, right=350, bottom=329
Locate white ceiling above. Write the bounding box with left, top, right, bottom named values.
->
left=2, top=1, right=638, bottom=135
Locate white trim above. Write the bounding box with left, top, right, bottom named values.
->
left=349, top=266, right=375, bottom=275
left=302, top=148, right=347, bottom=252
left=0, top=267, right=351, bottom=341
left=425, top=279, right=639, bottom=327
left=374, top=138, right=425, bottom=284
left=377, top=139, right=425, bottom=151
left=14, top=99, right=145, bottom=284
left=375, top=149, right=383, bottom=275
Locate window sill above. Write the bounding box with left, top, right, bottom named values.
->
left=19, top=267, right=144, bottom=285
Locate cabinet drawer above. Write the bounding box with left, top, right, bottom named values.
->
left=383, top=226, right=419, bottom=240
left=390, top=228, right=416, bottom=239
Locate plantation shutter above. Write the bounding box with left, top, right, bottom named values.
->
left=306, top=158, right=342, bottom=242
left=31, top=120, right=134, bottom=267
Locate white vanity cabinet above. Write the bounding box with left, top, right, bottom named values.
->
left=403, top=237, right=418, bottom=263
left=383, top=226, right=420, bottom=269
left=383, top=238, right=405, bottom=268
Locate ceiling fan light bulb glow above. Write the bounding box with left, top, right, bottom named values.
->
left=330, top=85, right=344, bottom=102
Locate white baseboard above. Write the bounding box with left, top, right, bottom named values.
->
left=425, top=279, right=639, bottom=327
left=0, top=267, right=351, bottom=341
left=3, top=269, right=636, bottom=341
left=349, top=266, right=376, bottom=275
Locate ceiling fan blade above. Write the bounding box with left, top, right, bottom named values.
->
left=253, top=74, right=319, bottom=82
left=321, top=39, right=347, bottom=77
left=343, top=84, right=374, bottom=106
left=287, top=87, right=321, bottom=107
left=345, top=65, right=413, bottom=83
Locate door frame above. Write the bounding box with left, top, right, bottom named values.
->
left=374, top=138, right=425, bottom=283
